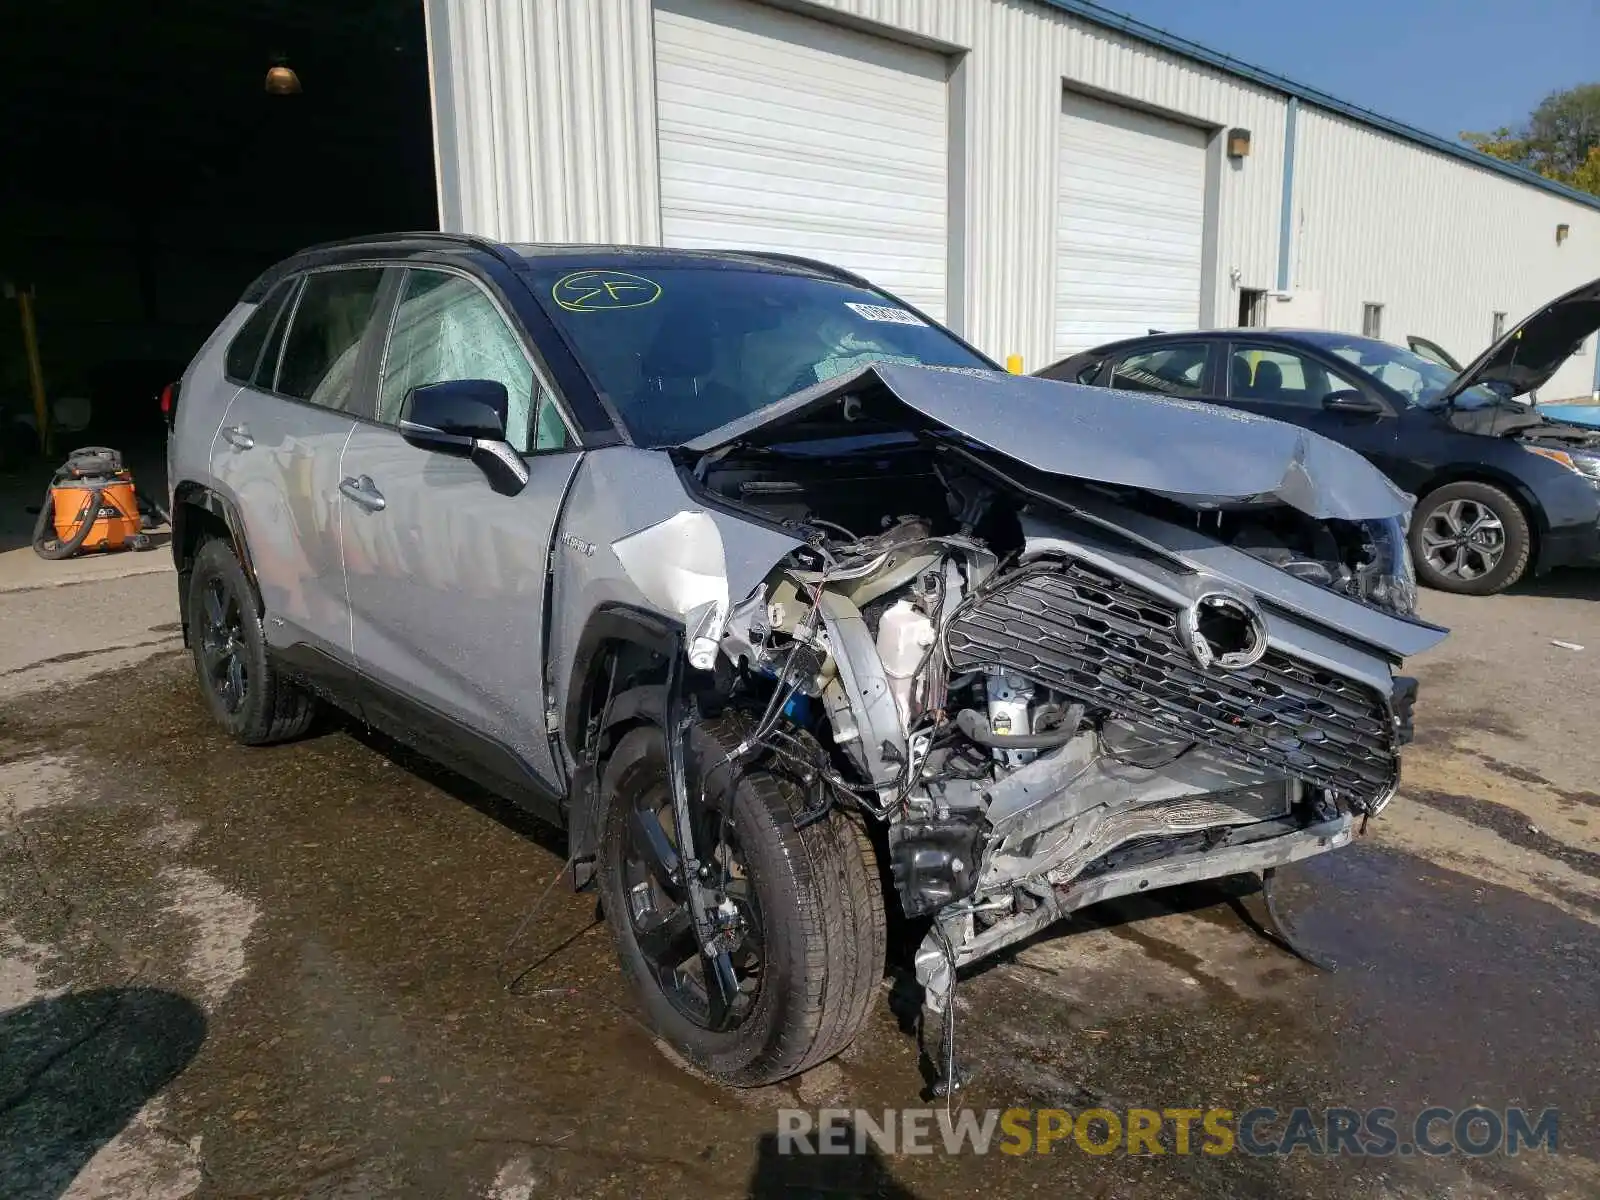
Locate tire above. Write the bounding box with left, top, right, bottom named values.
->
left=598, top=712, right=886, bottom=1086
left=1409, top=481, right=1532, bottom=596
left=186, top=538, right=317, bottom=744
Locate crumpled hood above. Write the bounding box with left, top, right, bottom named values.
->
left=684, top=363, right=1412, bottom=521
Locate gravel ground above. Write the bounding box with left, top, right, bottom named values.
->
left=2, top=566, right=1597, bottom=1199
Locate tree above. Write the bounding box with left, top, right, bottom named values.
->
left=1462, top=83, right=1600, bottom=197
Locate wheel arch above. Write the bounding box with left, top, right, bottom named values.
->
left=561, top=606, right=683, bottom=873
left=171, top=482, right=261, bottom=641
left=1410, top=465, right=1545, bottom=552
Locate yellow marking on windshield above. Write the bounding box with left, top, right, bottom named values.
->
left=552, top=269, right=662, bottom=312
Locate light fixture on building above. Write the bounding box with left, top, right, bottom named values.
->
left=1556, top=223, right=1570, bottom=246
left=1226, top=127, right=1252, bottom=159
left=265, top=56, right=301, bottom=95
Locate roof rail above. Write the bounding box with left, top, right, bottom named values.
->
left=239, top=231, right=526, bottom=302
left=298, top=229, right=523, bottom=267
left=736, top=250, right=871, bottom=288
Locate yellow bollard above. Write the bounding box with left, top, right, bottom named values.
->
left=16, top=286, right=52, bottom=456
left=1005, top=353, right=1024, bottom=374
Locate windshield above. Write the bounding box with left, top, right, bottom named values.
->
left=1291, top=332, right=1504, bottom=410
left=528, top=265, right=995, bottom=445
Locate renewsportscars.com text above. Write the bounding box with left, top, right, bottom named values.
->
left=778, top=1106, right=1559, bottom=1158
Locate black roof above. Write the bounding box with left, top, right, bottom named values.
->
left=240, top=231, right=866, bottom=302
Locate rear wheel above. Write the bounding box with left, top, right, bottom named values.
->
left=598, top=711, right=885, bottom=1086
left=1410, top=481, right=1531, bottom=596
left=187, top=539, right=317, bottom=744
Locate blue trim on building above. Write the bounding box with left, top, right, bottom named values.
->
left=1277, top=98, right=1298, bottom=291
left=1038, top=0, right=1600, bottom=214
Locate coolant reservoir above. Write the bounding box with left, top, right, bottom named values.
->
left=876, top=599, right=935, bottom=727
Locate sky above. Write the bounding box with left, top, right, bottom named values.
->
left=1107, top=0, right=1599, bottom=142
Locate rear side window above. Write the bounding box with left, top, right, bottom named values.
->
left=224, top=280, right=293, bottom=384
left=276, top=268, right=386, bottom=411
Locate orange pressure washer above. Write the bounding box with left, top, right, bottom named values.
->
left=31, top=447, right=158, bottom=560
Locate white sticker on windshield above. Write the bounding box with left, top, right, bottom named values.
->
left=845, top=301, right=926, bottom=326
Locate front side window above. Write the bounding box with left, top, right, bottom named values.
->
left=224, top=279, right=293, bottom=384
left=276, top=268, right=386, bottom=411
left=379, top=269, right=568, bottom=453
left=528, top=266, right=995, bottom=446
left=1107, top=343, right=1209, bottom=397
left=1228, top=345, right=1362, bottom=408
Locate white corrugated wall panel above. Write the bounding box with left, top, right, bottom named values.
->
left=801, top=0, right=1287, bottom=365
left=427, top=0, right=1289, bottom=369
left=1054, top=91, right=1207, bottom=353
left=425, top=0, right=660, bottom=243
left=653, top=0, right=949, bottom=319
left=430, top=0, right=1600, bottom=391
left=1292, top=107, right=1600, bottom=400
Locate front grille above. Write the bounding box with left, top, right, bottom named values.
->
left=945, top=560, right=1397, bottom=807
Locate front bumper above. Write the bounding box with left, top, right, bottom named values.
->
left=1538, top=513, right=1600, bottom=572
left=915, top=814, right=1355, bottom=1005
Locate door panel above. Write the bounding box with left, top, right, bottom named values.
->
left=205, top=266, right=388, bottom=661
left=207, top=388, right=356, bottom=657
left=339, top=264, right=580, bottom=793
left=1221, top=342, right=1403, bottom=477
left=338, top=429, right=579, bottom=787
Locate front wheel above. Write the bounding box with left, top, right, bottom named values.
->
left=598, top=712, right=886, bottom=1086
left=1409, top=481, right=1531, bottom=596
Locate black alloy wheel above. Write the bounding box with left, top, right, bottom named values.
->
left=619, top=774, right=765, bottom=1032
left=198, top=575, right=249, bottom=714
left=598, top=707, right=886, bottom=1086
left=1409, top=480, right=1532, bottom=596
left=186, top=539, right=318, bottom=744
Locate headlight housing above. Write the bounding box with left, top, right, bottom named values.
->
left=1358, top=513, right=1418, bottom=617
left=1524, top=444, right=1600, bottom=481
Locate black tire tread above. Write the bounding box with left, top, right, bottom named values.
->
left=696, top=712, right=886, bottom=1082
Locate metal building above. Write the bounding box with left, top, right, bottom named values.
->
left=424, top=0, right=1600, bottom=398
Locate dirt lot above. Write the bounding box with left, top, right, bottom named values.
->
left=2, top=562, right=1598, bottom=1199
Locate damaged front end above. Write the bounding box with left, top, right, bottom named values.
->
left=623, top=364, right=1444, bottom=1071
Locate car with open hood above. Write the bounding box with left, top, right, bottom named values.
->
left=1040, top=277, right=1600, bottom=596
left=167, top=234, right=1444, bottom=1089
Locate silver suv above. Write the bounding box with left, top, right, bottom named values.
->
left=168, top=233, right=1445, bottom=1088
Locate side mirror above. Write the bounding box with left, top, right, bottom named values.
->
left=400, top=379, right=529, bottom=496
left=1322, top=389, right=1385, bottom=417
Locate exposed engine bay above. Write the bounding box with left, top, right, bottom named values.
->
left=671, top=373, right=1440, bottom=1020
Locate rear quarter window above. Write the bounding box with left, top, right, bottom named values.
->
left=223, top=279, right=294, bottom=384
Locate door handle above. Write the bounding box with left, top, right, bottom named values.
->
left=339, top=475, right=386, bottom=512
left=221, top=424, right=254, bottom=451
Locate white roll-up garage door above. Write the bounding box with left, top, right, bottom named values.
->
left=1054, top=91, right=1208, bottom=355
left=654, top=0, right=949, bottom=320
